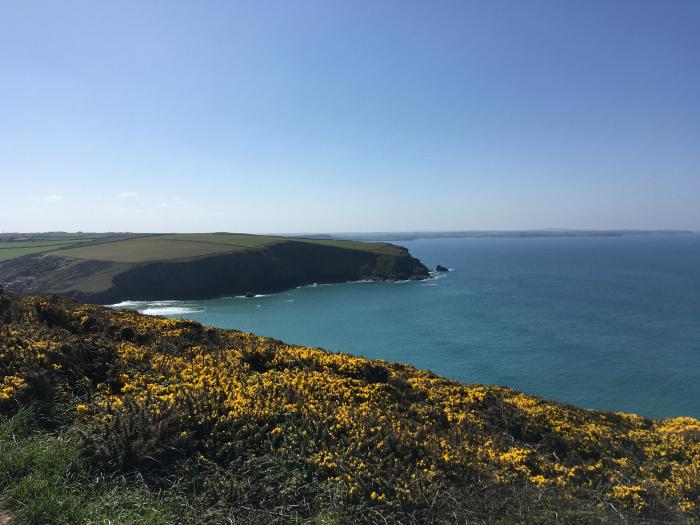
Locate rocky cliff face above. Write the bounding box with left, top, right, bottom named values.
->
left=0, top=240, right=430, bottom=303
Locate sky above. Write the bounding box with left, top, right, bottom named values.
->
left=1, top=1, right=699, bottom=233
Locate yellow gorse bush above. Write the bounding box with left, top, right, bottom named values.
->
left=1, top=294, right=699, bottom=522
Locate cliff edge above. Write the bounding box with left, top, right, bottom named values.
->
left=0, top=234, right=430, bottom=303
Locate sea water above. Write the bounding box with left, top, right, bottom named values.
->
left=112, top=234, right=700, bottom=419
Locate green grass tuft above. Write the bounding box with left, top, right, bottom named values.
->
left=0, top=408, right=179, bottom=525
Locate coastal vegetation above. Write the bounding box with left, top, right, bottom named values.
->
left=1, top=290, right=698, bottom=524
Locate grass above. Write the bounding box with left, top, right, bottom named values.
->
left=48, top=234, right=402, bottom=263
left=0, top=240, right=94, bottom=261
left=162, top=233, right=401, bottom=252
left=53, top=237, right=243, bottom=262
left=0, top=240, right=92, bottom=249
left=0, top=233, right=402, bottom=264
left=0, top=408, right=346, bottom=525
left=159, top=233, right=291, bottom=247
left=0, top=407, right=181, bottom=525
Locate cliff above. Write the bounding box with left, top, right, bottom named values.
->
left=0, top=291, right=698, bottom=524
left=0, top=234, right=430, bottom=303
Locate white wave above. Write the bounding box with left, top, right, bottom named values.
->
left=110, top=300, right=142, bottom=308
left=140, top=306, right=204, bottom=316
left=109, top=299, right=204, bottom=316
left=110, top=299, right=185, bottom=308
left=296, top=280, right=376, bottom=290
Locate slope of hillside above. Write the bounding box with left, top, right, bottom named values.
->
left=0, top=233, right=429, bottom=303
left=0, top=291, right=698, bottom=524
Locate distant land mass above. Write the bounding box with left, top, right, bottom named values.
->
left=0, top=233, right=429, bottom=303
left=318, top=229, right=695, bottom=242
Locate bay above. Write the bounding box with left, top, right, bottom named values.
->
left=113, top=234, right=700, bottom=419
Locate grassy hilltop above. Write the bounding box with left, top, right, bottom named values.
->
left=0, top=291, right=698, bottom=524
left=0, top=233, right=428, bottom=303
left=0, top=233, right=404, bottom=263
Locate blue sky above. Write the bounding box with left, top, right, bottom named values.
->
left=1, top=1, right=699, bottom=233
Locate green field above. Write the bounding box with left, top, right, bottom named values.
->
left=36, top=233, right=402, bottom=263
left=0, top=238, right=97, bottom=261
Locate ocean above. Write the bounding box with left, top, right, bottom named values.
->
left=112, top=234, right=700, bottom=419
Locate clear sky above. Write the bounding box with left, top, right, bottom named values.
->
left=1, top=1, right=699, bottom=233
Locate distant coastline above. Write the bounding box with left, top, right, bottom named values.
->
left=304, top=229, right=695, bottom=242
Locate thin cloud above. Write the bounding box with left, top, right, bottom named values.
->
left=30, top=195, right=63, bottom=204
left=118, top=192, right=140, bottom=199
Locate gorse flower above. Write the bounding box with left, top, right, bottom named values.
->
left=1, top=293, right=699, bottom=521
left=0, top=375, right=27, bottom=400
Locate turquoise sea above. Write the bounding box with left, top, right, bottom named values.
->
left=113, top=234, right=700, bottom=419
